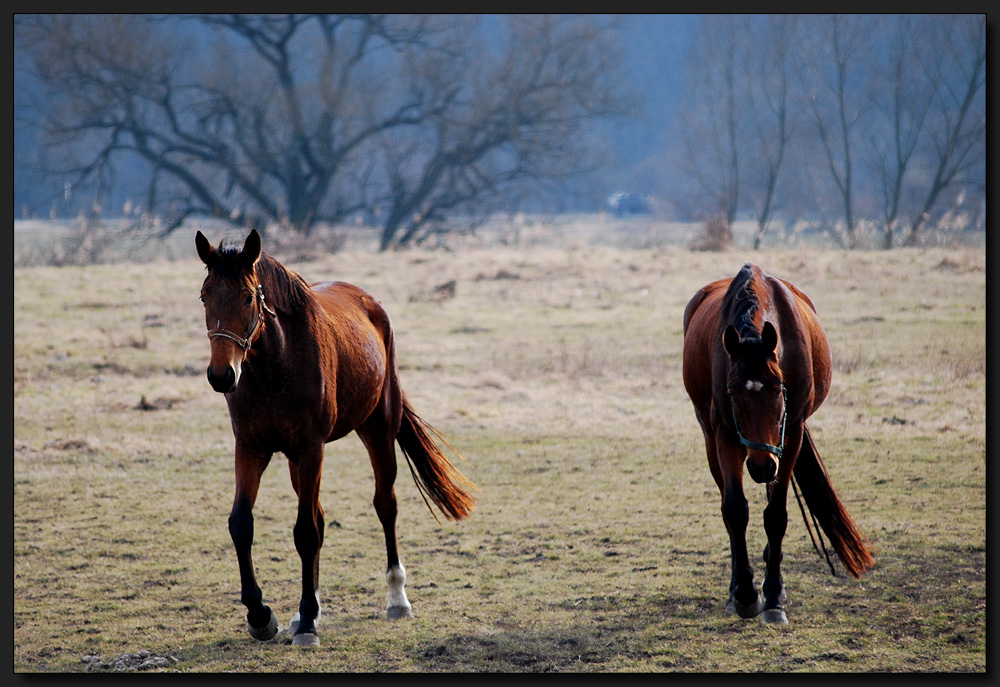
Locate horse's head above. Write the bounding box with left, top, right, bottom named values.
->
left=723, top=321, right=786, bottom=484
left=196, top=229, right=274, bottom=394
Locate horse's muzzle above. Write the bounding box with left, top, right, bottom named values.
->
left=745, top=453, right=778, bottom=484
left=207, top=364, right=239, bottom=394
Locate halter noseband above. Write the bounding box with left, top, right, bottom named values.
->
left=207, top=284, right=276, bottom=359
left=730, top=382, right=787, bottom=459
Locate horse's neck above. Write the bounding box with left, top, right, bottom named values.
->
left=254, top=283, right=324, bottom=369
left=247, top=274, right=297, bottom=374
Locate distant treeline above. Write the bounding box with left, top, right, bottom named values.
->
left=14, top=14, right=984, bottom=250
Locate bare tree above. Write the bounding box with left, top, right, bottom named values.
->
left=17, top=15, right=411, bottom=233
left=864, top=15, right=936, bottom=249
left=372, top=15, right=630, bottom=250
left=669, top=14, right=984, bottom=249
left=800, top=14, right=875, bottom=249
left=744, top=15, right=797, bottom=249
left=678, top=15, right=799, bottom=249
left=900, top=14, right=985, bottom=246
left=678, top=15, right=753, bottom=230
left=16, top=14, right=629, bottom=248
left=862, top=14, right=985, bottom=249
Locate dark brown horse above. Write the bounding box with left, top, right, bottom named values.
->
left=196, top=229, right=476, bottom=647
left=682, top=262, right=873, bottom=625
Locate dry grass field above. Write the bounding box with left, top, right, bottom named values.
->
left=13, top=218, right=986, bottom=672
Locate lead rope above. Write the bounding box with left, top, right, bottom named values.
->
left=791, top=474, right=837, bottom=576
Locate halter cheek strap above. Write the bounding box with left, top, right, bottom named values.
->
left=730, top=383, right=787, bottom=459
left=207, top=284, right=276, bottom=359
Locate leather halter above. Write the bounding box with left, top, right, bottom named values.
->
left=207, top=284, right=276, bottom=359
left=730, top=382, right=787, bottom=459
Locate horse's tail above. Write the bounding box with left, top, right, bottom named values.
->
left=792, top=424, right=875, bottom=578
left=397, top=394, right=477, bottom=522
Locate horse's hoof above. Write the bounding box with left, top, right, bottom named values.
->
left=761, top=608, right=789, bottom=625
left=292, top=632, right=320, bottom=647
left=726, top=592, right=764, bottom=619
left=387, top=604, right=414, bottom=620
left=248, top=612, right=279, bottom=641
left=287, top=595, right=322, bottom=636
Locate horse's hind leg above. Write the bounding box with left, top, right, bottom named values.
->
left=230, top=445, right=279, bottom=641
left=357, top=418, right=413, bottom=620
left=288, top=445, right=326, bottom=647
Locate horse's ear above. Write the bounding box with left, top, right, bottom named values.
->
left=195, top=231, right=216, bottom=266
left=242, top=229, right=262, bottom=269
left=761, top=321, right=778, bottom=354
left=723, top=325, right=741, bottom=358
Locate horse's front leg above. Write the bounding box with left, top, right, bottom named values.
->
left=289, top=446, right=325, bottom=647
left=760, top=425, right=801, bottom=626
left=229, top=445, right=278, bottom=641
left=717, top=436, right=763, bottom=618
left=761, top=478, right=789, bottom=625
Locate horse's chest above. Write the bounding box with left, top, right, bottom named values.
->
left=227, top=382, right=323, bottom=451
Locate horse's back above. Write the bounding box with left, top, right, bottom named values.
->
left=682, top=278, right=730, bottom=336
left=310, top=280, right=392, bottom=332
left=777, top=278, right=818, bottom=314
left=774, top=277, right=832, bottom=413
left=682, top=278, right=732, bottom=411
left=682, top=269, right=831, bottom=416
left=311, top=279, right=371, bottom=308
left=758, top=272, right=833, bottom=415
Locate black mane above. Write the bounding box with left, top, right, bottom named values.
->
left=212, top=245, right=313, bottom=316
left=722, top=262, right=762, bottom=341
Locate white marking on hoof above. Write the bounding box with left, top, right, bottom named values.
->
left=386, top=564, right=413, bottom=619
left=288, top=591, right=321, bottom=635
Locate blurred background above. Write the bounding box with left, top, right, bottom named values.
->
left=14, top=14, right=986, bottom=254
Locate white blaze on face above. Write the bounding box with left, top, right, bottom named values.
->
left=745, top=380, right=764, bottom=392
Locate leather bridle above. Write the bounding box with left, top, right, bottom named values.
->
left=207, top=284, right=276, bottom=360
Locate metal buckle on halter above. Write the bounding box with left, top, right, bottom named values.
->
left=730, top=383, right=787, bottom=459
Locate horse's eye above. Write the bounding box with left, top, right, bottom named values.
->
left=244, top=293, right=254, bottom=306
left=200, top=295, right=206, bottom=304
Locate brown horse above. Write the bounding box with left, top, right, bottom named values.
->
left=682, top=262, right=873, bottom=625
left=195, top=229, right=476, bottom=647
